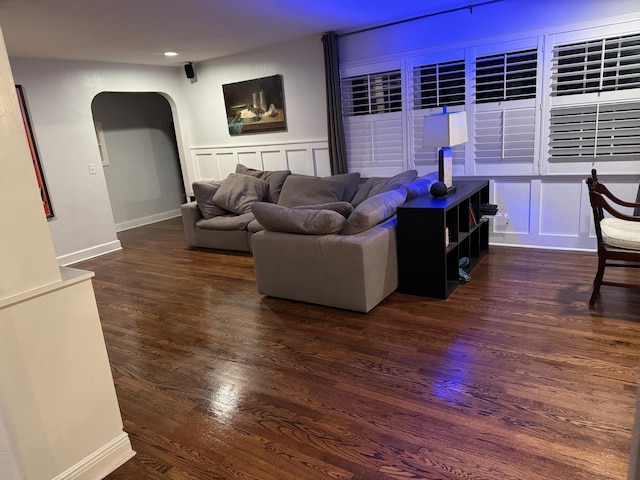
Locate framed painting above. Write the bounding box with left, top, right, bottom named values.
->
left=15, top=85, right=54, bottom=218
left=222, top=74, right=287, bottom=136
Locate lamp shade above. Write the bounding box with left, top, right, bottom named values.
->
left=422, top=111, right=468, bottom=147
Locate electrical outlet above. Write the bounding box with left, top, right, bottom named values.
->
left=88, top=163, right=97, bottom=175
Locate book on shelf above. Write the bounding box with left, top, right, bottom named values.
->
left=469, top=204, right=478, bottom=226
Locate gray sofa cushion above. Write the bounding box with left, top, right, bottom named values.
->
left=247, top=219, right=264, bottom=233
left=277, top=175, right=346, bottom=207
left=252, top=202, right=346, bottom=234
left=352, top=170, right=418, bottom=206
left=213, top=173, right=268, bottom=214
left=235, top=164, right=291, bottom=203
left=342, top=188, right=407, bottom=235
left=196, top=212, right=256, bottom=230
left=192, top=181, right=227, bottom=219
left=329, top=172, right=361, bottom=202
left=293, top=201, right=354, bottom=218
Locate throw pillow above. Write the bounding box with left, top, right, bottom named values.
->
left=351, top=170, right=418, bottom=206
left=329, top=172, right=361, bottom=202
left=251, top=202, right=346, bottom=235
left=277, top=175, right=346, bottom=208
left=403, top=171, right=438, bottom=200
left=212, top=173, right=268, bottom=214
left=293, top=201, right=354, bottom=218
left=342, top=188, right=408, bottom=235
left=235, top=164, right=291, bottom=203
left=192, top=180, right=227, bottom=219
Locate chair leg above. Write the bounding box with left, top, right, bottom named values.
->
left=590, top=257, right=606, bottom=306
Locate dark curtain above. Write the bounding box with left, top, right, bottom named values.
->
left=322, top=32, right=348, bottom=175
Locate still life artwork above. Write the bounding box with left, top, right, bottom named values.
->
left=222, top=74, right=287, bottom=135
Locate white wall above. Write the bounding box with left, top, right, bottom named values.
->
left=0, top=382, right=20, bottom=479
left=339, top=0, right=640, bottom=63
left=92, top=92, right=185, bottom=231
left=184, top=35, right=327, bottom=148
left=9, top=57, right=195, bottom=264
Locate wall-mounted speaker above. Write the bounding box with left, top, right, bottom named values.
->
left=184, top=63, right=195, bottom=79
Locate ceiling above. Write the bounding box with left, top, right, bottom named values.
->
left=0, top=0, right=473, bottom=67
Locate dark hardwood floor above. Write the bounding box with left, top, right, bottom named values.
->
left=73, top=217, right=640, bottom=480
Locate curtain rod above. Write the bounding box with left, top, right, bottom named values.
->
left=338, top=0, right=506, bottom=38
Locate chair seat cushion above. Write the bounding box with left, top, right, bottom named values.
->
left=601, top=217, right=640, bottom=250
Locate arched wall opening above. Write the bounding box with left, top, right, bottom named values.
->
left=91, top=91, right=186, bottom=232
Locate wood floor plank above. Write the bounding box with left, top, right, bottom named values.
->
left=70, top=217, right=640, bottom=479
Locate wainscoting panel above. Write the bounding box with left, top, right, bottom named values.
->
left=539, top=181, right=582, bottom=237
left=193, top=152, right=216, bottom=180
left=262, top=151, right=285, bottom=171
left=286, top=149, right=314, bottom=175
left=189, top=141, right=330, bottom=187
left=491, top=180, right=531, bottom=235
left=216, top=152, right=239, bottom=180
left=489, top=174, right=640, bottom=251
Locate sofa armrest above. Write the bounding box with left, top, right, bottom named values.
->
left=181, top=201, right=202, bottom=247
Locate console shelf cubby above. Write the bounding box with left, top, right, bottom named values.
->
left=396, top=180, right=490, bottom=299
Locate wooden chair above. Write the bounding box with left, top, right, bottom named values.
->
left=586, top=169, right=640, bottom=306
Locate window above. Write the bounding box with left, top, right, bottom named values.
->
left=341, top=70, right=402, bottom=117
left=475, top=49, right=537, bottom=103
left=552, top=33, right=640, bottom=97
left=549, top=101, right=640, bottom=161
left=472, top=47, right=539, bottom=173
left=412, top=59, right=465, bottom=109
left=549, top=33, right=640, bottom=165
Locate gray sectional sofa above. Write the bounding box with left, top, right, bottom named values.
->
left=181, top=164, right=437, bottom=312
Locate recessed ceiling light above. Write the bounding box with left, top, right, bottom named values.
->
left=164, top=51, right=179, bottom=57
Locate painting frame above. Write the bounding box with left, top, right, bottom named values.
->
left=15, top=85, right=54, bottom=218
left=222, top=74, right=287, bottom=136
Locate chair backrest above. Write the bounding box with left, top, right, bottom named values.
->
left=586, top=176, right=606, bottom=247
left=590, top=168, right=640, bottom=211
left=587, top=169, right=640, bottom=248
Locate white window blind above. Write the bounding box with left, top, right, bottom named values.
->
left=475, top=49, right=537, bottom=103
left=412, top=59, right=465, bottom=109
left=474, top=106, right=536, bottom=164
left=549, top=101, right=640, bottom=161
left=341, top=70, right=402, bottom=117
left=552, top=33, right=640, bottom=97
left=344, top=113, right=404, bottom=169
left=471, top=47, right=538, bottom=172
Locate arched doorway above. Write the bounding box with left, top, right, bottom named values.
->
left=91, top=92, right=186, bottom=231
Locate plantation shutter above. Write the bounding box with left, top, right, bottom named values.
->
left=549, top=101, right=640, bottom=161
left=341, top=70, right=402, bottom=117
left=474, top=106, right=536, bottom=164
left=551, top=33, right=640, bottom=97
left=548, top=33, right=640, bottom=167
left=472, top=47, right=538, bottom=174
left=411, top=59, right=466, bottom=169
left=341, top=67, right=404, bottom=173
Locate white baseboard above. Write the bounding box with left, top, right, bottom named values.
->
left=115, top=209, right=181, bottom=232
left=57, top=240, right=122, bottom=267
left=52, top=432, right=135, bottom=480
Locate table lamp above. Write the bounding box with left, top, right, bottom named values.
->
left=422, top=107, right=468, bottom=196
